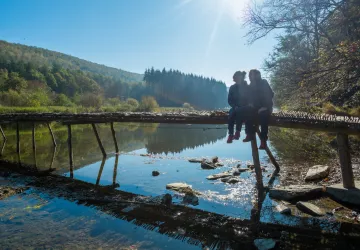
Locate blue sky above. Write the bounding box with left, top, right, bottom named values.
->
left=0, top=0, right=277, bottom=85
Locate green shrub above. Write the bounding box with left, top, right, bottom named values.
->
left=137, top=96, right=159, bottom=112
left=55, top=94, right=74, bottom=107
left=77, top=93, right=103, bottom=108
left=126, top=98, right=139, bottom=109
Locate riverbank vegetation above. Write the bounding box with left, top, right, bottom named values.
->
left=244, top=0, right=360, bottom=113
left=0, top=41, right=228, bottom=113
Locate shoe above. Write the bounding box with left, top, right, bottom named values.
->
left=242, top=135, right=254, bottom=142
left=234, top=131, right=240, bottom=140
left=227, top=135, right=234, bottom=143
left=259, top=140, right=267, bottom=150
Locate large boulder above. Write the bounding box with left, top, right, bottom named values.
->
left=269, top=185, right=323, bottom=201
left=296, top=201, right=325, bottom=216
left=305, top=165, right=330, bottom=181
left=326, top=181, right=360, bottom=206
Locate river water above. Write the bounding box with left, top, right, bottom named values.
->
left=0, top=123, right=359, bottom=249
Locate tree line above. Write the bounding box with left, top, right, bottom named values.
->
left=0, top=40, right=228, bottom=111
left=144, top=68, right=228, bottom=110
left=244, top=0, right=360, bottom=113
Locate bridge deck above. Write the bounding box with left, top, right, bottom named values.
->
left=0, top=111, right=359, bottom=134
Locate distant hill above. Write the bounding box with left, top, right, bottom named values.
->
left=0, top=40, right=143, bottom=83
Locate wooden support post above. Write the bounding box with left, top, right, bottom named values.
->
left=337, top=133, right=355, bottom=189
left=96, top=157, right=106, bottom=186
left=32, top=123, right=37, bottom=168
left=113, top=154, right=119, bottom=186
left=16, top=122, right=20, bottom=154
left=110, top=122, right=119, bottom=153
left=92, top=123, right=107, bottom=158
left=251, top=138, right=264, bottom=191
left=0, top=125, right=6, bottom=141
left=0, top=140, right=5, bottom=157
left=47, top=122, right=57, bottom=147
left=49, top=147, right=56, bottom=170
left=67, top=124, right=74, bottom=178
left=256, top=129, right=280, bottom=171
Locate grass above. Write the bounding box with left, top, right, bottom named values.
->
left=322, top=102, right=360, bottom=117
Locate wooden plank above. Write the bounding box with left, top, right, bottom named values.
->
left=47, top=122, right=57, bottom=147
left=0, top=125, right=6, bottom=141
left=251, top=139, right=264, bottom=191
left=67, top=124, right=74, bottom=178
left=337, top=133, right=355, bottom=188
left=92, top=123, right=107, bottom=158
left=110, top=122, right=119, bottom=153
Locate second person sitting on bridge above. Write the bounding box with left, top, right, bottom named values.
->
left=242, top=69, right=274, bottom=150
left=227, top=71, right=249, bottom=143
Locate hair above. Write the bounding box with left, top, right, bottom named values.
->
left=233, top=71, right=246, bottom=81
left=249, top=69, right=261, bottom=78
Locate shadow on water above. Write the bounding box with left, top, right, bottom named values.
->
left=1, top=123, right=360, bottom=249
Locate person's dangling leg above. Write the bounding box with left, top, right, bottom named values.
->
left=243, top=106, right=256, bottom=142
left=234, top=107, right=243, bottom=140
left=227, top=108, right=235, bottom=143
left=258, top=109, right=270, bottom=149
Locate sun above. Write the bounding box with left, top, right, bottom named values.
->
left=219, top=0, right=249, bottom=23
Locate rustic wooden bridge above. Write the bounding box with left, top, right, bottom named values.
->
left=0, top=111, right=359, bottom=189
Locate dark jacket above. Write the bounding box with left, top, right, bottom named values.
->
left=228, top=82, right=249, bottom=108
left=249, top=79, right=274, bottom=111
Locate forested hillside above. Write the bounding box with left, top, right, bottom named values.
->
left=245, top=0, right=360, bottom=113
left=144, top=68, right=228, bottom=109
left=0, top=40, right=228, bottom=112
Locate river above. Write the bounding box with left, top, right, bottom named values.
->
left=0, top=123, right=359, bottom=249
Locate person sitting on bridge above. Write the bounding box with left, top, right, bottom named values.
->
left=227, top=71, right=249, bottom=143
left=242, top=69, right=274, bottom=150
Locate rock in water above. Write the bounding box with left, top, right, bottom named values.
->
left=269, top=185, right=323, bottom=201
left=254, top=238, right=276, bottom=250
left=296, top=201, right=325, bottom=216
left=207, top=172, right=232, bottom=180
left=201, top=161, right=216, bottom=169
left=212, top=156, right=219, bottom=163
left=275, top=203, right=291, bottom=215
left=161, top=194, right=172, bottom=206
left=152, top=171, right=160, bottom=177
left=305, top=165, right=330, bottom=181
left=183, top=193, right=199, bottom=206
left=226, top=178, right=240, bottom=184
left=188, top=158, right=205, bottom=163
left=166, top=183, right=201, bottom=195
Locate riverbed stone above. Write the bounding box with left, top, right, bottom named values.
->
left=183, top=193, right=199, bottom=206
left=326, top=181, right=360, bottom=206
left=275, top=203, right=291, bottom=215
left=269, top=185, right=323, bottom=201
left=152, top=171, right=160, bottom=177
left=207, top=172, right=232, bottom=180
left=188, top=158, right=205, bottom=163
left=201, top=161, right=217, bottom=169
left=166, top=182, right=201, bottom=195
left=296, top=201, right=325, bottom=216
left=212, top=156, right=219, bottom=163
left=254, top=238, right=277, bottom=250
left=305, top=165, right=330, bottom=181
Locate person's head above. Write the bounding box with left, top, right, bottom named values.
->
left=249, top=69, right=261, bottom=83
left=233, top=71, right=246, bottom=83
